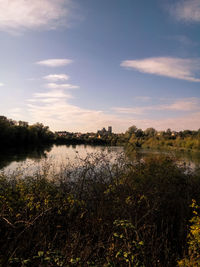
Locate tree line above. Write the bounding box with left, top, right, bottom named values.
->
left=0, top=116, right=54, bottom=147
left=123, top=125, right=200, bottom=151
left=1, top=115, right=200, bottom=151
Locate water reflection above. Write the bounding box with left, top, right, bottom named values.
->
left=0, top=144, right=53, bottom=170
left=1, top=144, right=123, bottom=174
left=1, top=144, right=200, bottom=174
left=125, top=146, right=200, bottom=169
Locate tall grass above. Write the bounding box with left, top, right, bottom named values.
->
left=0, top=154, right=200, bottom=266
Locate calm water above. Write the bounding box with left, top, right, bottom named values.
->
left=1, top=144, right=200, bottom=175
left=1, top=145, right=124, bottom=175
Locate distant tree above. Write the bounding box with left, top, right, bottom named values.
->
left=144, top=127, right=157, bottom=137
left=166, top=128, right=172, bottom=135
left=125, top=125, right=138, bottom=139
left=136, top=129, right=143, bottom=137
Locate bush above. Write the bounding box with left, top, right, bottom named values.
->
left=0, top=155, right=200, bottom=266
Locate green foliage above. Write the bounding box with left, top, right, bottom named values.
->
left=0, top=115, right=54, bottom=147
left=178, top=200, right=200, bottom=266
left=123, top=126, right=200, bottom=152
left=0, top=155, right=200, bottom=266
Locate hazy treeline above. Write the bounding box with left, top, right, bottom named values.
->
left=0, top=116, right=54, bottom=147
left=1, top=155, right=200, bottom=266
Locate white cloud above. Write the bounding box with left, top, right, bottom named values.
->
left=43, top=74, right=70, bottom=82
left=112, top=107, right=145, bottom=115
left=113, top=98, right=200, bottom=114
left=0, top=0, right=72, bottom=33
left=45, top=83, right=79, bottom=89
left=23, top=91, right=200, bottom=132
left=121, top=57, right=200, bottom=82
left=0, top=83, right=4, bottom=86
left=171, top=0, right=200, bottom=22
left=7, top=107, right=23, bottom=119
left=26, top=85, right=131, bottom=132
left=32, top=90, right=72, bottom=99
left=138, top=112, right=200, bottom=131
left=160, top=98, right=200, bottom=111
left=27, top=97, right=200, bottom=132
left=36, top=59, right=73, bottom=67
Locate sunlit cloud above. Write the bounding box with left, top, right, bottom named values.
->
left=26, top=86, right=132, bottom=132
left=45, top=83, right=79, bottom=89
left=7, top=108, right=23, bottom=119
left=27, top=88, right=200, bottom=132
left=160, top=98, right=200, bottom=111
left=170, top=0, right=200, bottom=22
left=43, top=74, right=70, bottom=82
left=0, top=83, right=4, bottom=86
left=113, top=98, right=200, bottom=114
left=0, top=0, right=72, bottom=34
left=32, top=90, right=72, bottom=99
left=112, top=107, right=145, bottom=115
left=121, top=57, right=200, bottom=82
left=36, top=59, right=73, bottom=67
left=130, top=112, right=200, bottom=131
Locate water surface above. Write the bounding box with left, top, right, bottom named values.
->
left=1, top=145, right=200, bottom=175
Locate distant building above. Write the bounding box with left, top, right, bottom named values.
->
left=75, top=132, right=82, bottom=138
left=108, top=126, right=112, bottom=134
left=56, top=131, right=68, bottom=137
left=97, top=126, right=112, bottom=136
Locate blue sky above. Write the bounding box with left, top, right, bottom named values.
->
left=0, top=0, right=200, bottom=132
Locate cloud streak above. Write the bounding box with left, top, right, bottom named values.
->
left=113, top=98, right=200, bottom=114
left=45, top=83, right=79, bottom=89
left=36, top=59, right=73, bottom=67
left=121, top=57, right=200, bottom=82
left=43, top=74, right=70, bottom=82
left=170, top=0, right=200, bottom=22
left=0, top=0, right=72, bottom=33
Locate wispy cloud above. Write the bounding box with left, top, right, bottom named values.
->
left=134, top=96, right=152, bottom=102
left=22, top=91, right=200, bottom=132
left=0, top=0, right=72, bottom=33
left=121, top=57, right=200, bottom=82
left=112, top=107, right=145, bottom=115
left=166, top=35, right=198, bottom=46
left=0, top=83, right=4, bottom=86
left=160, top=98, right=200, bottom=111
left=27, top=89, right=116, bottom=132
left=43, top=74, right=70, bottom=82
left=45, top=83, right=79, bottom=89
left=170, top=0, right=200, bottom=22
left=8, top=108, right=23, bottom=119
left=31, top=90, right=72, bottom=99
left=36, top=59, right=73, bottom=67
left=113, top=98, right=200, bottom=114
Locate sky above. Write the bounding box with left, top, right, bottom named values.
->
left=0, top=0, right=200, bottom=133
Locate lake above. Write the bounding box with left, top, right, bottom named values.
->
left=0, top=144, right=124, bottom=175
left=1, top=144, right=200, bottom=175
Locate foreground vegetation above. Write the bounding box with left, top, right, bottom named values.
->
left=1, top=154, right=200, bottom=266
